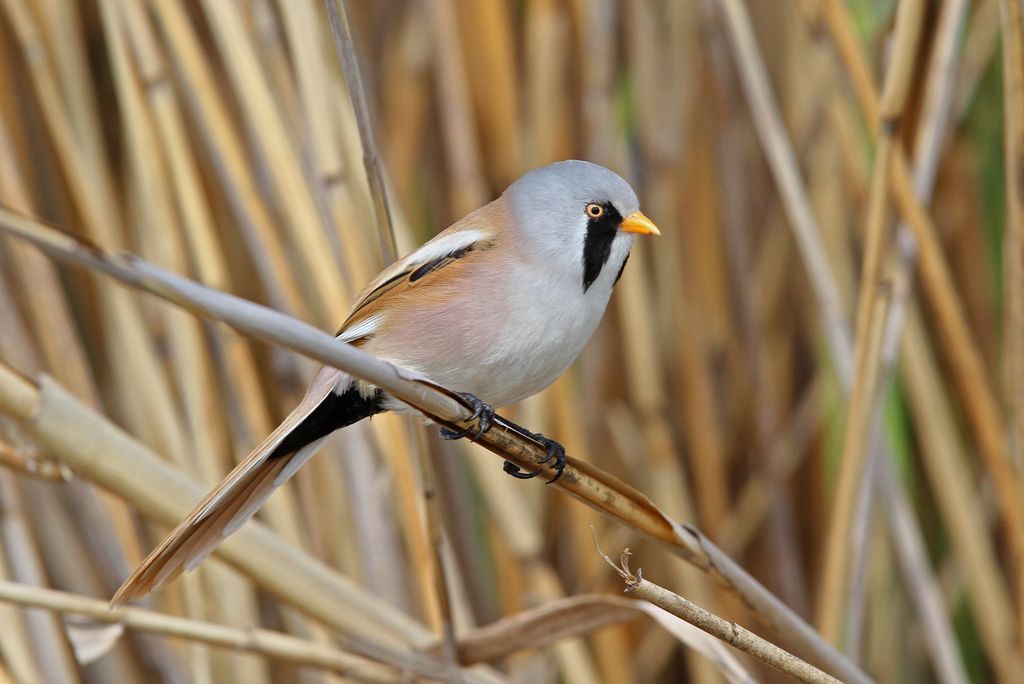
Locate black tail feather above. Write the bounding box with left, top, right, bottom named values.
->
left=269, top=386, right=384, bottom=458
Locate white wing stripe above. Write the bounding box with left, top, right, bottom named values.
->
left=338, top=312, right=383, bottom=342
left=404, top=228, right=488, bottom=265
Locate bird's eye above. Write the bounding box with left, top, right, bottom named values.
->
left=586, top=203, right=604, bottom=219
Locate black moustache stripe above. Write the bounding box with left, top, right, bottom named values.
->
left=582, top=203, right=624, bottom=292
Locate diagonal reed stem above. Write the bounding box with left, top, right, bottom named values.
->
left=324, top=0, right=398, bottom=265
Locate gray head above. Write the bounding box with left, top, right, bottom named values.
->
left=503, top=160, right=658, bottom=292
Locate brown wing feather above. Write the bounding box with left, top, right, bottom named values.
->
left=338, top=204, right=501, bottom=337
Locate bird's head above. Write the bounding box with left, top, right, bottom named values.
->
left=503, top=160, right=659, bottom=292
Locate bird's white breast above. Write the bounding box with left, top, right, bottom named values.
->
left=367, top=234, right=632, bottom=409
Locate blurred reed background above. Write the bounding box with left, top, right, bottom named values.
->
left=0, top=0, right=1019, bottom=682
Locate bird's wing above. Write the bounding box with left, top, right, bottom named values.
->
left=111, top=367, right=344, bottom=605
left=339, top=219, right=498, bottom=339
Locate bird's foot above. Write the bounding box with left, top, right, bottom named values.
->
left=439, top=393, right=495, bottom=443
left=503, top=432, right=567, bottom=484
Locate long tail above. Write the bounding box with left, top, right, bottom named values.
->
left=112, top=368, right=383, bottom=605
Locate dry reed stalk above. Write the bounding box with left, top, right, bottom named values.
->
left=324, top=0, right=398, bottom=265
left=953, top=0, right=1000, bottom=123
left=793, top=2, right=1009, bottom=675
left=0, top=475, right=53, bottom=684
left=811, top=65, right=1011, bottom=684
left=724, top=2, right=970, bottom=675
left=0, top=579, right=403, bottom=682
left=0, top=364, right=430, bottom=645
left=666, top=137, right=730, bottom=537
left=278, top=1, right=351, bottom=277
left=900, top=308, right=1020, bottom=681
left=550, top=381, right=631, bottom=683
left=0, top=472, right=79, bottom=683
left=98, top=10, right=270, bottom=681
left=615, top=154, right=727, bottom=682
left=821, top=0, right=1024, bottom=615
left=117, top=0, right=312, bottom=548
left=451, top=592, right=754, bottom=680
left=718, top=377, right=825, bottom=556
left=371, top=416, right=446, bottom=632
left=196, top=0, right=351, bottom=320
left=323, top=5, right=458, bottom=663
left=1000, top=0, right=1024, bottom=665
left=1, top=0, right=194, bottom=491
left=113, top=22, right=341, bottom=673
left=143, top=0, right=309, bottom=319
left=0, top=206, right=870, bottom=684
left=622, top=9, right=736, bottom=675
left=711, top=0, right=852, bottom=382
left=524, top=0, right=572, bottom=167
left=452, top=387, right=606, bottom=683
left=816, top=0, right=926, bottom=644
left=878, top=462, right=969, bottom=684
left=379, top=2, right=432, bottom=211
left=427, top=0, right=488, bottom=217
left=0, top=366, right=507, bottom=684
left=0, top=118, right=98, bottom=408
left=447, top=594, right=638, bottom=665
left=452, top=0, right=522, bottom=184
left=32, top=1, right=105, bottom=176
left=912, top=0, right=971, bottom=198
left=410, top=426, right=460, bottom=672
left=0, top=442, right=69, bottom=482
left=0, top=23, right=168, bottom=675
left=599, top=547, right=841, bottom=684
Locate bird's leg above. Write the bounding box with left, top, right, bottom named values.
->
left=439, top=392, right=495, bottom=442
left=438, top=394, right=566, bottom=483
left=502, top=431, right=567, bottom=484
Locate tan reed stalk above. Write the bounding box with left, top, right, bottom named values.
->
left=821, top=0, right=1024, bottom=614
left=0, top=579, right=406, bottom=682
left=196, top=0, right=351, bottom=321
left=599, top=547, right=841, bottom=684
left=427, top=0, right=489, bottom=217
left=900, top=308, right=1020, bottom=681
left=792, top=2, right=1011, bottom=675
left=324, top=0, right=399, bottom=265
left=999, top=0, right=1024, bottom=664
left=143, top=0, right=310, bottom=319
left=816, top=0, right=926, bottom=644
left=0, top=366, right=511, bottom=684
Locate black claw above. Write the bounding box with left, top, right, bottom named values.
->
left=533, top=433, right=567, bottom=484
left=439, top=393, right=495, bottom=442
left=503, top=460, right=542, bottom=479
left=501, top=433, right=567, bottom=484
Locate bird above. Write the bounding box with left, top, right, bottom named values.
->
left=111, top=159, right=659, bottom=605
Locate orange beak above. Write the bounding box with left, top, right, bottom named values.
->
left=620, top=211, right=660, bottom=236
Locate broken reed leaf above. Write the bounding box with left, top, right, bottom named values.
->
left=444, top=594, right=641, bottom=663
